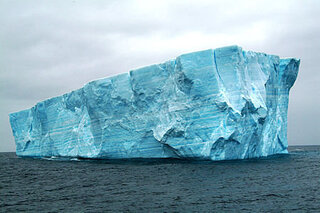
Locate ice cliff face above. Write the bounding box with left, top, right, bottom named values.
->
left=9, top=46, right=300, bottom=160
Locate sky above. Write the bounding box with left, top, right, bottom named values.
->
left=0, top=0, right=319, bottom=152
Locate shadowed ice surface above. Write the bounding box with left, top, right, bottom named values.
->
left=1, top=145, right=319, bottom=212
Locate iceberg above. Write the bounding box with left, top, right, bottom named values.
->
left=9, top=46, right=300, bottom=160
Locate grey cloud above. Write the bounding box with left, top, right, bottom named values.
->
left=0, top=0, right=319, bottom=151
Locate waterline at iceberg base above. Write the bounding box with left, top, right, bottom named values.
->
left=9, top=45, right=300, bottom=161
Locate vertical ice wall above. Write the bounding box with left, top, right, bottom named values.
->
left=9, top=46, right=300, bottom=160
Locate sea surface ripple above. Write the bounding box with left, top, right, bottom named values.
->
left=1, top=146, right=319, bottom=212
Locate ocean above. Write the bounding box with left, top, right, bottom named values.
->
left=1, top=145, right=319, bottom=212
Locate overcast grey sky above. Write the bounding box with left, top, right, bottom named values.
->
left=1, top=0, right=319, bottom=152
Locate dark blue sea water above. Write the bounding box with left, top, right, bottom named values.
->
left=1, top=146, right=319, bottom=212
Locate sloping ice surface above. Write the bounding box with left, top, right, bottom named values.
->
left=9, top=45, right=300, bottom=161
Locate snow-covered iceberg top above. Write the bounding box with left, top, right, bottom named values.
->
left=9, top=45, right=300, bottom=161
